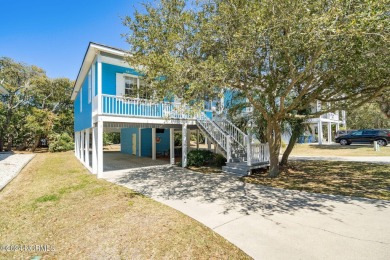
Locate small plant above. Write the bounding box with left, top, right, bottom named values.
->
left=35, top=194, right=60, bottom=203
left=48, top=133, right=74, bottom=152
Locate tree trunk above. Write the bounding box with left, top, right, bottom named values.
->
left=280, top=121, right=304, bottom=166
left=0, top=130, right=4, bottom=152
left=266, top=119, right=282, bottom=177
left=31, top=135, right=41, bottom=152
left=6, top=134, right=13, bottom=151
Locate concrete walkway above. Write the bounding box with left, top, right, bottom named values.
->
left=103, top=165, right=390, bottom=260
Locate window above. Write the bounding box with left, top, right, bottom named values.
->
left=122, top=75, right=153, bottom=99
left=363, top=130, right=377, bottom=135
left=88, top=70, right=92, bottom=104
left=351, top=131, right=362, bottom=136
left=138, top=79, right=152, bottom=99
left=124, top=76, right=138, bottom=98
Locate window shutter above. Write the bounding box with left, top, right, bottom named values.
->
left=116, top=73, right=125, bottom=96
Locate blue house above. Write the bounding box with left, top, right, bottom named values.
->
left=71, top=42, right=273, bottom=177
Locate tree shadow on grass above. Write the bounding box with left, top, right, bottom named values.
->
left=306, top=144, right=365, bottom=150
left=113, top=165, right=390, bottom=218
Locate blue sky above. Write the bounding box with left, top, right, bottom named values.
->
left=0, top=0, right=146, bottom=80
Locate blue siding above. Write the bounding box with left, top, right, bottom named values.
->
left=101, top=63, right=140, bottom=95
left=74, top=72, right=92, bottom=132
left=121, top=128, right=139, bottom=155
left=121, top=128, right=170, bottom=157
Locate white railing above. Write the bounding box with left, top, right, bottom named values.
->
left=92, top=95, right=99, bottom=115
left=100, top=94, right=194, bottom=119
left=320, top=113, right=339, bottom=120
left=250, top=143, right=270, bottom=165
left=196, top=113, right=230, bottom=157
left=214, top=118, right=247, bottom=148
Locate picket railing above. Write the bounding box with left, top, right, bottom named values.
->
left=250, top=143, right=270, bottom=165
left=196, top=113, right=231, bottom=161
left=214, top=118, right=247, bottom=148
left=100, top=94, right=194, bottom=119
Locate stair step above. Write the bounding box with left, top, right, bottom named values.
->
left=222, top=166, right=249, bottom=177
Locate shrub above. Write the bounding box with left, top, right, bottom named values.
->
left=187, top=149, right=214, bottom=167
left=213, top=153, right=226, bottom=167
left=49, top=133, right=74, bottom=152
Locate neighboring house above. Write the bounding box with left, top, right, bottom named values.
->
left=71, top=42, right=269, bottom=177
left=304, top=101, right=346, bottom=144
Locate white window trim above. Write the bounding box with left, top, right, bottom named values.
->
left=92, top=64, right=96, bottom=97
left=88, top=69, right=92, bottom=104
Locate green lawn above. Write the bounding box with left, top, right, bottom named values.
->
left=289, top=143, right=390, bottom=156
left=0, top=152, right=249, bottom=259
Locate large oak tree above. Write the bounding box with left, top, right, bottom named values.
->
left=124, top=0, right=389, bottom=177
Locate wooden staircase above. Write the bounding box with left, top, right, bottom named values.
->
left=196, top=114, right=269, bottom=176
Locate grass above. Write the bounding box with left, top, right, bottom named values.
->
left=244, top=161, right=390, bottom=200
left=0, top=151, right=249, bottom=259
left=288, top=143, right=390, bottom=156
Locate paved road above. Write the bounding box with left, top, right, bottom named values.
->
left=0, top=153, right=35, bottom=191
left=103, top=165, right=390, bottom=260
left=288, top=155, right=390, bottom=164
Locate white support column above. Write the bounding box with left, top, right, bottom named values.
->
left=74, top=132, right=77, bottom=157
left=187, top=129, right=191, bottom=152
left=170, top=128, right=175, bottom=165
left=226, top=135, right=232, bottom=163
left=74, top=132, right=78, bottom=158
left=342, top=110, right=347, bottom=129
left=182, top=123, right=188, bottom=167
left=138, top=128, right=142, bottom=157
left=318, top=121, right=323, bottom=145
left=246, top=135, right=252, bottom=166
left=152, top=128, right=156, bottom=160
left=196, top=129, right=199, bottom=150
left=327, top=122, right=332, bottom=144
left=80, top=131, right=85, bottom=163
left=97, top=121, right=104, bottom=178
left=92, top=126, right=97, bottom=174
left=85, top=128, right=90, bottom=168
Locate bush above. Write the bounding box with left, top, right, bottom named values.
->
left=213, top=153, right=226, bottom=167
left=187, top=150, right=214, bottom=167
left=49, top=133, right=74, bottom=152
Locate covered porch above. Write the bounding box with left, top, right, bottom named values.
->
left=74, top=119, right=215, bottom=178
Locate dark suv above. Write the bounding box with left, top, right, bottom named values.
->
left=335, top=129, right=390, bottom=146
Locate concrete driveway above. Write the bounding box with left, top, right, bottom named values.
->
left=103, top=165, right=390, bottom=260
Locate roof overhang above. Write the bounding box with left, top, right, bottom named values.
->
left=71, top=42, right=129, bottom=100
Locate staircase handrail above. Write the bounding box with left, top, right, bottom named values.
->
left=213, top=117, right=247, bottom=148
left=196, top=113, right=229, bottom=153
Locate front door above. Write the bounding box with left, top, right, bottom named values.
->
left=132, top=133, right=137, bottom=155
